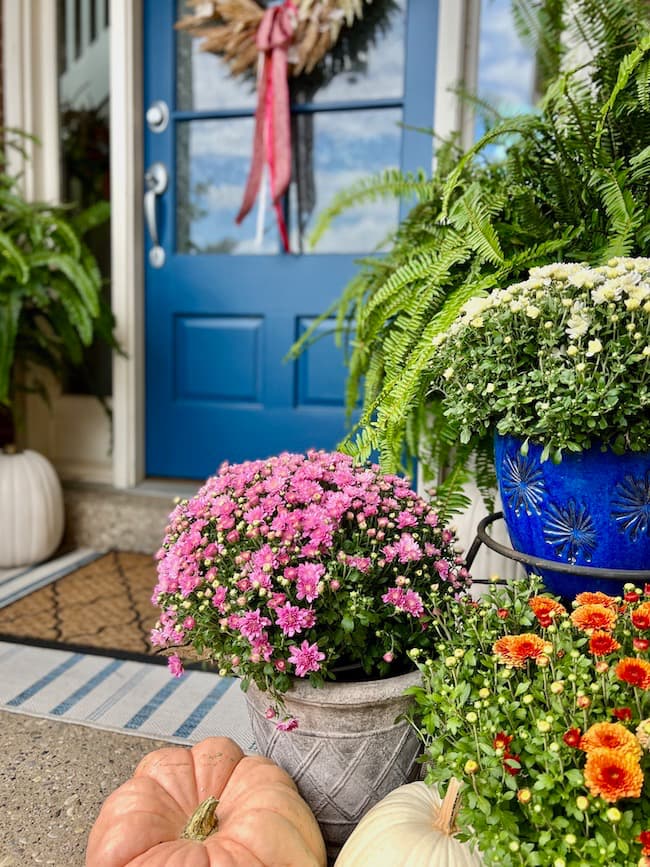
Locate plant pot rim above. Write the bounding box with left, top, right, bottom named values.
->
left=248, top=667, right=422, bottom=708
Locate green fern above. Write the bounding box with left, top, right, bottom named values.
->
left=289, top=0, right=650, bottom=512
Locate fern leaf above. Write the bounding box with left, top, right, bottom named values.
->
left=0, top=231, right=29, bottom=284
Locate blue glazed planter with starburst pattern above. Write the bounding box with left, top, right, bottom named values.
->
left=494, top=433, right=650, bottom=598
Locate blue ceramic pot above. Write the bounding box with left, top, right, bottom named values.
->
left=494, top=433, right=650, bottom=598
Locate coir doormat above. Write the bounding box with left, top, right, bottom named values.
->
left=0, top=550, right=167, bottom=665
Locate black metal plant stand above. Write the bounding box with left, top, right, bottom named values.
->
left=465, top=511, right=650, bottom=586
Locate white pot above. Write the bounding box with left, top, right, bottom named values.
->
left=0, top=448, right=65, bottom=567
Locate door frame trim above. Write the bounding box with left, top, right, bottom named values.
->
left=110, top=0, right=146, bottom=488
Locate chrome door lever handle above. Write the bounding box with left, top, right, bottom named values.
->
left=144, top=162, right=169, bottom=268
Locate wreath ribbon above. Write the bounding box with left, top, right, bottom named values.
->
left=235, top=0, right=297, bottom=252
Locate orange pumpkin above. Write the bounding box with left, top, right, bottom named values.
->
left=85, top=736, right=327, bottom=866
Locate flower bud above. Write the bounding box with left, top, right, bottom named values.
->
left=576, top=796, right=589, bottom=811
left=464, top=759, right=479, bottom=775
left=517, top=788, right=532, bottom=804
left=606, top=807, right=622, bottom=823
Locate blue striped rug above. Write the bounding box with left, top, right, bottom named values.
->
left=0, top=548, right=102, bottom=609
left=0, top=641, right=254, bottom=749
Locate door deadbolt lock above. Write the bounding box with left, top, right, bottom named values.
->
left=146, top=100, right=169, bottom=134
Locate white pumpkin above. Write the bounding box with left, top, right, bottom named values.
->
left=0, top=448, right=64, bottom=567
left=335, top=780, right=484, bottom=867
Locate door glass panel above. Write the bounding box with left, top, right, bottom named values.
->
left=176, top=118, right=280, bottom=255
left=290, top=108, right=402, bottom=254
left=176, top=0, right=405, bottom=111
left=291, top=0, right=406, bottom=105
left=176, top=0, right=257, bottom=112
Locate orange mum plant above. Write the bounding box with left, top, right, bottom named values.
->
left=408, top=577, right=650, bottom=867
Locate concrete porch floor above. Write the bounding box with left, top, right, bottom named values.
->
left=0, top=481, right=205, bottom=863
left=0, top=710, right=169, bottom=865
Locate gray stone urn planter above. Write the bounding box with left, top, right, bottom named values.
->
left=244, top=668, right=423, bottom=861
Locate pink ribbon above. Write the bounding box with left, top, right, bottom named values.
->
left=236, top=1, right=296, bottom=252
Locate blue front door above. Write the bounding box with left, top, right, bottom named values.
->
left=144, top=0, right=438, bottom=479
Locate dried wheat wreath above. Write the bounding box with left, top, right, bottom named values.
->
left=176, top=0, right=375, bottom=78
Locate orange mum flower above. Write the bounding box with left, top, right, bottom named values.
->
left=616, top=657, right=650, bottom=690
left=632, top=602, right=650, bottom=631
left=583, top=747, right=643, bottom=802
left=589, top=631, right=621, bottom=656
left=580, top=722, right=641, bottom=758
left=493, top=634, right=547, bottom=667
left=571, top=604, right=617, bottom=633
left=529, top=596, right=566, bottom=627
left=575, top=591, right=618, bottom=609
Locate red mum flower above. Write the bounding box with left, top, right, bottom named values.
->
left=563, top=727, right=582, bottom=748
left=493, top=732, right=513, bottom=750
left=635, top=638, right=650, bottom=652
left=612, top=707, right=632, bottom=722
left=589, top=631, right=621, bottom=656
left=625, top=591, right=640, bottom=603
left=632, top=602, right=650, bottom=631
left=638, top=830, right=650, bottom=856
left=616, top=657, right=650, bottom=690
left=497, top=608, right=509, bottom=619
left=503, top=751, right=521, bottom=776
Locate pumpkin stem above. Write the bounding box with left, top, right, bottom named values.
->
left=432, top=778, right=463, bottom=835
left=181, top=796, right=219, bottom=841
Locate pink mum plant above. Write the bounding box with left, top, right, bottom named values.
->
left=151, top=450, right=470, bottom=724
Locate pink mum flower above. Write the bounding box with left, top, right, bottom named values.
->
left=394, top=533, right=423, bottom=563
left=288, top=640, right=326, bottom=677
left=276, top=603, right=314, bottom=637
left=276, top=717, right=299, bottom=732
left=237, top=610, right=272, bottom=641
left=296, top=562, right=324, bottom=602
left=167, top=654, right=184, bottom=677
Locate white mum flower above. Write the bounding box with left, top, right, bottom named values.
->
left=566, top=311, right=590, bottom=339
left=585, top=338, right=603, bottom=357
left=460, top=295, right=491, bottom=318
left=568, top=269, right=594, bottom=288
